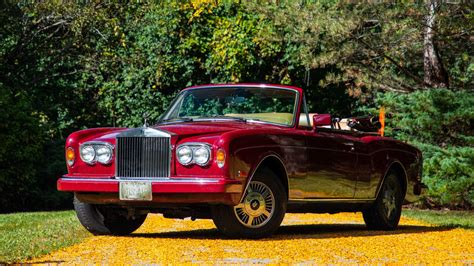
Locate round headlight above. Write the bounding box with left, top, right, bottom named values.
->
left=80, top=145, right=95, bottom=164
left=177, top=145, right=193, bottom=165
left=193, top=146, right=210, bottom=166
left=96, top=145, right=113, bottom=164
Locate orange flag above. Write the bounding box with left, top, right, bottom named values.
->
left=378, top=106, right=385, bottom=137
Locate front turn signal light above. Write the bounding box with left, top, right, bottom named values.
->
left=216, top=149, right=225, bottom=168
left=66, top=147, right=75, bottom=166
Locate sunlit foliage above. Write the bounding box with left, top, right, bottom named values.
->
left=0, top=1, right=472, bottom=211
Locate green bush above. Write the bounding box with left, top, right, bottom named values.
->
left=378, top=89, right=473, bottom=146
left=0, top=2, right=472, bottom=211
left=0, top=83, right=41, bottom=212
left=370, top=89, right=474, bottom=208
left=416, top=142, right=473, bottom=207
left=0, top=83, right=70, bottom=213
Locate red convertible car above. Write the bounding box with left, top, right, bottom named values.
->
left=59, top=84, right=424, bottom=238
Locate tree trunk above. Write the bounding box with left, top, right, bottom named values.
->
left=423, top=0, right=449, bottom=88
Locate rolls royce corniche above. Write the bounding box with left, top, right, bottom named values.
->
left=60, top=83, right=424, bottom=238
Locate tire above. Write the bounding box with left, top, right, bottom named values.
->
left=211, top=168, right=287, bottom=238
left=363, top=171, right=403, bottom=230
left=73, top=196, right=147, bottom=235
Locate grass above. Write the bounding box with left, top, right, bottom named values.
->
left=0, top=210, right=90, bottom=263
left=403, top=209, right=474, bottom=229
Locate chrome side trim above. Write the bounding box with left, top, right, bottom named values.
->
left=239, top=154, right=290, bottom=202
left=289, top=198, right=375, bottom=203
left=374, top=160, right=408, bottom=199
left=61, top=177, right=222, bottom=183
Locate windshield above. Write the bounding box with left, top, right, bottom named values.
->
left=160, top=87, right=298, bottom=126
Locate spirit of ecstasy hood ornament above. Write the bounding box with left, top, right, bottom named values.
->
left=118, top=111, right=171, bottom=138
left=143, top=112, right=149, bottom=128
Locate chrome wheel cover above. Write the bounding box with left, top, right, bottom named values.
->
left=234, top=181, right=275, bottom=228
left=382, top=182, right=397, bottom=219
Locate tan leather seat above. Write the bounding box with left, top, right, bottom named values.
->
left=299, top=114, right=354, bottom=130
left=226, top=113, right=294, bottom=125
left=298, top=113, right=318, bottom=127
left=337, top=118, right=352, bottom=130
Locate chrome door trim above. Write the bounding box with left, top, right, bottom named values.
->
left=289, top=198, right=375, bottom=203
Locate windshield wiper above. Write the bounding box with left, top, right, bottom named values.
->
left=196, top=115, right=247, bottom=122
left=161, top=115, right=263, bottom=124
left=245, top=118, right=262, bottom=122
left=160, top=117, right=193, bottom=124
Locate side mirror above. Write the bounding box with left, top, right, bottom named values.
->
left=313, top=114, right=332, bottom=131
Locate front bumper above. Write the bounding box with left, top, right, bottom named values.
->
left=58, top=176, right=243, bottom=205
left=404, top=180, right=427, bottom=203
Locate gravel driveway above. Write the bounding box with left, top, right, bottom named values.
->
left=28, top=213, right=474, bottom=264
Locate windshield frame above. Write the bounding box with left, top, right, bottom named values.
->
left=159, top=85, right=301, bottom=128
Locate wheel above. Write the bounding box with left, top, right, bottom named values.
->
left=73, top=196, right=147, bottom=235
left=211, top=168, right=287, bottom=238
left=363, top=171, right=403, bottom=230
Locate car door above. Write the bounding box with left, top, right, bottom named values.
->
left=301, top=130, right=359, bottom=198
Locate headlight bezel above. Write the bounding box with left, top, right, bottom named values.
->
left=176, top=142, right=212, bottom=167
left=79, top=141, right=114, bottom=165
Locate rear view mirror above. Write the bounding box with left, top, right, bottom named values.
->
left=313, top=114, right=332, bottom=130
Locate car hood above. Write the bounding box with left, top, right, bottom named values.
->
left=86, top=121, right=284, bottom=144
left=158, top=121, right=281, bottom=138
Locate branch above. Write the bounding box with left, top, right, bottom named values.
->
left=376, top=83, right=411, bottom=93
left=353, top=33, right=424, bottom=88
left=363, top=66, right=422, bottom=92
left=94, top=28, right=108, bottom=41
left=30, top=70, right=80, bottom=86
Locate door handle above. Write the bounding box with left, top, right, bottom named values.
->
left=343, top=142, right=355, bottom=151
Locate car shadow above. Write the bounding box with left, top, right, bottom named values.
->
left=129, top=223, right=452, bottom=240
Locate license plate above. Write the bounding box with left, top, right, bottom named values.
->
left=119, top=181, right=152, bottom=201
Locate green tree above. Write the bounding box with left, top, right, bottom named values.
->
left=0, top=83, right=43, bottom=211
left=248, top=1, right=473, bottom=92
left=0, top=1, right=472, bottom=211
left=368, top=89, right=474, bottom=207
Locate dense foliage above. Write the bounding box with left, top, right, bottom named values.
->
left=365, top=89, right=473, bottom=207
left=0, top=1, right=472, bottom=212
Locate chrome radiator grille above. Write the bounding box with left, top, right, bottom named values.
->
left=116, top=136, right=171, bottom=178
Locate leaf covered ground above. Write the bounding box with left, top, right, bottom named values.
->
left=27, top=212, right=474, bottom=264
